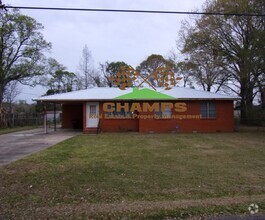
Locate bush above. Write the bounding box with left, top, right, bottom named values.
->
left=243, top=109, right=265, bottom=126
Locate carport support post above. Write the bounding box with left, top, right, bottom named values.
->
left=53, top=103, right=56, bottom=131
left=43, top=103, right=48, bottom=134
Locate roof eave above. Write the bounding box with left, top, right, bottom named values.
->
left=33, top=97, right=240, bottom=102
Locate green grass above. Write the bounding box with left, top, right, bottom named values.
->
left=0, top=132, right=265, bottom=219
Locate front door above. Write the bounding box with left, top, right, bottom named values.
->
left=86, top=102, right=99, bottom=128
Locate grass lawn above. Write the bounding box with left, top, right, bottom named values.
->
left=0, top=132, right=265, bottom=219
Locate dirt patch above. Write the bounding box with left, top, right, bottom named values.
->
left=3, top=194, right=264, bottom=219
left=238, top=126, right=265, bottom=132
left=53, top=194, right=265, bottom=213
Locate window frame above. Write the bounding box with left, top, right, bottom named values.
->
left=155, top=104, right=172, bottom=119
left=200, top=102, right=216, bottom=119
left=89, top=105, right=97, bottom=117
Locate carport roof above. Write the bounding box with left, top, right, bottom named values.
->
left=33, top=87, right=239, bottom=102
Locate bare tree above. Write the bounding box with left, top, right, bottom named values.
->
left=3, top=81, right=21, bottom=112
left=1, top=81, right=21, bottom=128
left=91, top=70, right=104, bottom=87
left=168, top=51, right=194, bottom=88
left=78, top=45, right=94, bottom=89
left=99, top=62, right=112, bottom=87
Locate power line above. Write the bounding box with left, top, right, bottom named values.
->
left=3, top=5, right=265, bottom=17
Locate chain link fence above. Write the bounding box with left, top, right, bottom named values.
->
left=0, top=113, right=44, bottom=128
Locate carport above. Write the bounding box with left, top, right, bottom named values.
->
left=61, top=102, right=83, bottom=129
left=36, top=100, right=84, bottom=134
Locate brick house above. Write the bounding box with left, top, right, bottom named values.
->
left=34, top=87, right=239, bottom=133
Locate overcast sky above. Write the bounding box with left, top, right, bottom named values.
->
left=6, top=0, right=206, bottom=102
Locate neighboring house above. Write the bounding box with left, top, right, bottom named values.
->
left=33, top=87, right=239, bottom=133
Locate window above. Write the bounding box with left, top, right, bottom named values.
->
left=200, top=102, right=216, bottom=119
left=89, top=105, right=96, bottom=116
left=163, top=107, right=172, bottom=118
left=155, top=105, right=172, bottom=119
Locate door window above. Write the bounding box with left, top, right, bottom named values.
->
left=89, top=105, right=96, bottom=117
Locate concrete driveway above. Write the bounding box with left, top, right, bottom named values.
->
left=0, top=128, right=81, bottom=166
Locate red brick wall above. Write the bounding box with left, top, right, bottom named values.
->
left=138, top=101, right=234, bottom=133
left=81, top=100, right=234, bottom=133
left=83, top=102, right=139, bottom=133
left=100, top=119, right=139, bottom=132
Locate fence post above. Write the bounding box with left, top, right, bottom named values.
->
left=43, top=103, right=48, bottom=134
left=54, top=103, right=56, bottom=131
left=12, top=113, right=14, bottom=128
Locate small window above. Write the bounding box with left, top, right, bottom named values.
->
left=90, top=105, right=96, bottom=115
left=163, top=107, right=172, bottom=117
left=89, top=105, right=97, bottom=119
left=155, top=105, right=172, bottom=118
left=200, top=102, right=216, bottom=119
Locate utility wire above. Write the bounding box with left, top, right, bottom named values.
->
left=2, top=5, right=265, bottom=17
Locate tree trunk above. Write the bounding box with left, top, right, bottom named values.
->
left=257, top=81, right=265, bottom=109
left=0, top=83, right=5, bottom=128
left=261, top=88, right=265, bottom=109
left=240, top=100, right=247, bottom=124
left=0, top=82, right=5, bottom=106
left=240, top=83, right=254, bottom=124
